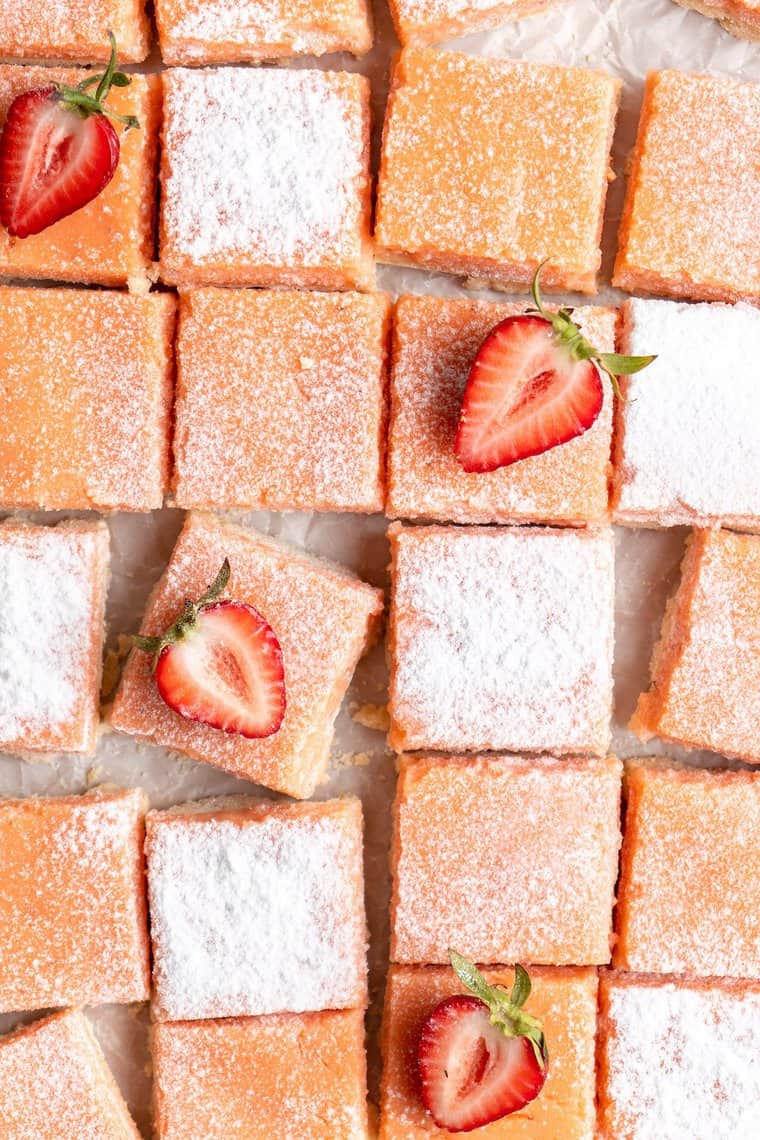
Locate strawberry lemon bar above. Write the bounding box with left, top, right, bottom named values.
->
left=155, top=0, right=373, bottom=64
left=0, top=788, right=150, bottom=1013
left=387, top=295, right=617, bottom=524
left=0, top=0, right=150, bottom=63
left=633, top=528, right=760, bottom=763
left=598, top=972, right=760, bottom=1138
left=388, top=0, right=560, bottom=47
left=614, top=69, right=760, bottom=303
left=388, top=523, right=615, bottom=755
left=391, top=754, right=622, bottom=965
left=375, top=49, right=620, bottom=292
left=0, top=288, right=175, bottom=511
left=614, top=763, right=760, bottom=978
left=146, top=797, right=367, bottom=1021
left=673, top=0, right=760, bottom=41
left=613, top=298, right=760, bottom=530
left=159, top=67, right=373, bottom=290
left=173, top=288, right=390, bottom=513
left=0, top=1010, right=143, bottom=1140
left=111, top=513, right=383, bottom=798
left=0, top=519, right=109, bottom=755
left=152, top=1010, right=368, bottom=1139
left=0, top=67, right=160, bottom=288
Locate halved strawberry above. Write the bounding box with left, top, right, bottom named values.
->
left=418, top=952, right=548, bottom=1133
left=0, top=33, right=139, bottom=238
left=455, top=263, right=655, bottom=473
left=134, top=560, right=286, bottom=740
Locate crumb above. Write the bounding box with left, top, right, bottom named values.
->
left=86, top=764, right=105, bottom=786
left=352, top=703, right=390, bottom=732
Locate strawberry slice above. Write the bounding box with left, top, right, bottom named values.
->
left=134, top=560, right=286, bottom=740
left=455, top=263, right=656, bottom=473
left=418, top=952, right=549, bottom=1133
left=0, top=33, right=139, bottom=238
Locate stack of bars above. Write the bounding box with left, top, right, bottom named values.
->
left=0, top=1, right=758, bottom=1139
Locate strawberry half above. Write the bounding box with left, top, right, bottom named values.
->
left=134, top=560, right=286, bottom=740
left=0, top=33, right=139, bottom=238
left=418, top=952, right=549, bottom=1133
left=455, top=263, right=656, bottom=473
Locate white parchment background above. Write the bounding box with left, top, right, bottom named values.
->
left=1, top=0, right=759, bottom=1131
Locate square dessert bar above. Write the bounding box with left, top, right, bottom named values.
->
left=613, top=298, right=760, bottom=530
left=111, top=512, right=383, bottom=798
left=0, top=788, right=150, bottom=1013
left=146, top=797, right=367, bottom=1022
left=0, top=1010, right=142, bottom=1140
left=388, top=0, right=559, bottom=46
left=614, top=69, right=760, bottom=304
left=388, top=524, right=615, bottom=755
left=0, top=68, right=160, bottom=289
left=614, top=763, right=760, bottom=978
left=598, top=972, right=760, bottom=1139
left=153, top=1010, right=368, bottom=1139
left=0, top=519, right=109, bottom=755
left=673, top=0, right=760, bottom=42
left=380, top=965, right=598, bottom=1139
left=160, top=67, right=373, bottom=291
left=391, top=754, right=622, bottom=966
left=156, top=0, right=373, bottom=65
left=388, top=295, right=617, bottom=525
left=173, top=289, right=391, bottom=513
left=0, top=0, right=150, bottom=64
left=0, top=288, right=175, bottom=512
left=375, top=49, right=620, bottom=293
left=632, top=528, right=760, bottom=763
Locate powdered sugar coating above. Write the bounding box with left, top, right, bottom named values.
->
left=634, top=529, right=760, bottom=762
left=0, top=1010, right=142, bottom=1140
left=388, top=524, right=615, bottom=754
left=615, top=764, right=760, bottom=977
left=173, top=289, right=390, bottom=513
left=614, top=299, right=760, bottom=528
left=0, top=789, right=150, bottom=1012
left=599, top=974, right=760, bottom=1139
left=391, top=755, right=622, bottom=965
left=375, top=49, right=620, bottom=292
left=387, top=295, right=616, bottom=524
left=0, top=0, right=150, bottom=62
left=0, top=520, right=108, bottom=754
left=111, top=512, right=383, bottom=798
left=153, top=1011, right=368, bottom=1139
left=156, top=0, right=372, bottom=63
left=389, top=0, right=558, bottom=47
left=0, top=289, right=175, bottom=511
left=160, top=67, right=373, bottom=289
left=146, top=799, right=367, bottom=1021
left=614, top=69, right=760, bottom=303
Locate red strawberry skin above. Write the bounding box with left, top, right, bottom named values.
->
left=418, top=994, right=547, bottom=1132
left=154, top=601, right=286, bottom=740
left=455, top=314, right=603, bottom=473
left=0, top=86, right=120, bottom=238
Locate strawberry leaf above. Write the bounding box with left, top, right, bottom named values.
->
left=597, top=352, right=657, bottom=376
left=510, top=964, right=531, bottom=1009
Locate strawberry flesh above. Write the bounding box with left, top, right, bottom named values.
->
left=0, top=86, right=120, bottom=238
left=418, top=994, right=547, bottom=1132
left=154, top=601, right=286, bottom=739
left=455, top=313, right=603, bottom=473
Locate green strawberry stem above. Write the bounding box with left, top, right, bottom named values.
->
left=529, top=260, right=656, bottom=398
left=134, top=558, right=232, bottom=672
left=449, top=949, right=549, bottom=1071
left=54, top=32, right=140, bottom=131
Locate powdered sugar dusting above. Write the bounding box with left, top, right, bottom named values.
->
left=0, top=522, right=107, bottom=750
left=389, top=525, right=615, bottom=754
left=615, top=70, right=760, bottom=302
left=0, top=0, right=149, bottom=62
left=147, top=800, right=367, bottom=1020
left=601, top=976, right=760, bottom=1138
left=615, top=298, right=760, bottom=527
left=161, top=67, right=370, bottom=283
left=0, top=1010, right=141, bottom=1139
left=392, top=755, right=622, bottom=964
